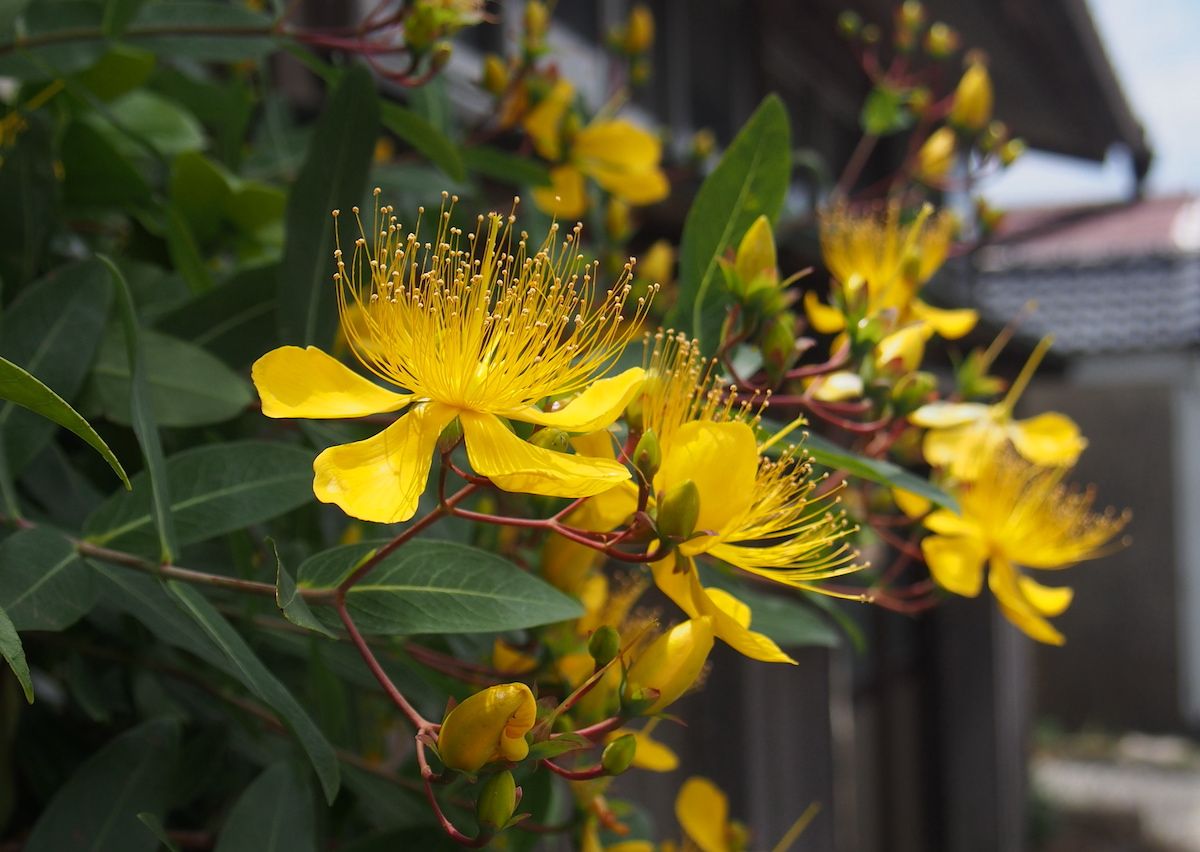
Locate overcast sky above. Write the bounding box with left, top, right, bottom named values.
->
left=987, top=0, right=1200, bottom=207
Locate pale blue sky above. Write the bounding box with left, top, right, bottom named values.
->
left=988, top=0, right=1200, bottom=206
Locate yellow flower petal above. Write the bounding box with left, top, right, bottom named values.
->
left=461, top=410, right=632, bottom=498
left=911, top=300, right=978, bottom=339
left=505, top=367, right=645, bottom=433
left=253, top=346, right=410, bottom=419
left=809, top=370, right=863, bottom=402
left=574, top=119, right=661, bottom=171
left=313, top=402, right=455, bottom=524
left=590, top=162, right=670, bottom=206
left=573, top=481, right=639, bottom=532
left=921, top=422, right=973, bottom=470
left=676, top=777, right=730, bottom=852
left=803, top=290, right=846, bottom=334
left=524, top=78, right=574, bottom=161
left=1018, top=574, right=1074, bottom=617
left=492, top=639, right=538, bottom=675
left=610, top=728, right=680, bottom=772
left=921, top=534, right=986, bottom=597
left=654, top=421, right=759, bottom=555
left=910, top=401, right=989, bottom=429
left=893, top=487, right=932, bottom=519
left=923, top=508, right=978, bottom=538
left=988, top=557, right=1065, bottom=645
left=1008, top=412, right=1087, bottom=468
left=875, top=323, right=933, bottom=372
left=532, top=164, right=588, bottom=219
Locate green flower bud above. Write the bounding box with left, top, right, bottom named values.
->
left=657, top=479, right=700, bottom=541
left=588, top=625, right=621, bottom=667
left=476, top=770, right=518, bottom=832
left=632, top=428, right=662, bottom=481
left=529, top=427, right=569, bottom=453
left=601, top=734, right=638, bottom=776
left=1000, top=138, right=1026, bottom=167
left=925, top=22, right=959, bottom=57
left=430, top=42, right=454, bottom=72
left=837, top=10, right=862, bottom=38
left=760, top=312, right=798, bottom=388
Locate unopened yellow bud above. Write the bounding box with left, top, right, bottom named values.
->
left=589, top=625, right=621, bottom=666
left=624, top=617, right=714, bottom=714
left=908, top=87, right=932, bottom=117
left=949, top=62, right=993, bottom=131
left=482, top=54, right=509, bottom=96
left=632, top=428, right=662, bottom=481
left=606, top=198, right=631, bottom=242
left=637, top=240, right=675, bottom=287
left=601, top=734, right=638, bottom=775
left=1000, top=138, right=1026, bottom=167
left=624, top=4, right=655, bottom=53
left=437, top=683, right=537, bottom=773
left=837, top=10, right=862, bottom=38
left=524, top=1, right=549, bottom=42
left=430, top=42, right=453, bottom=72
left=476, top=770, right=518, bottom=831
left=691, top=128, right=716, bottom=160
left=529, top=427, right=569, bottom=453
left=981, top=120, right=1008, bottom=153
left=916, top=127, right=956, bottom=183
left=899, top=1, right=925, bottom=30
left=734, top=215, right=778, bottom=288
left=924, top=22, right=959, bottom=57
left=657, top=479, right=700, bottom=541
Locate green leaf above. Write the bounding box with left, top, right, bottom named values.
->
left=162, top=202, right=214, bottom=293
left=0, top=355, right=129, bottom=489
left=102, top=90, right=205, bottom=159
left=0, top=0, right=30, bottom=32
left=859, top=86, right=913, bottom=137
left=277, top=63, right=379, bottom=347
left=668, top=95, right=791, bottom=352
left=380, top=102, right=465, bottom=182
left=154, top=263, right=278, bottom=368
left=103, top=0, right=148, bottom=38
left=299, top=540, right=583, bottom=635
left=24, top=718, right=180, bottom=852
left=91, top=326, right=252, bottom=427
left=0, top=260, right=114, bottom=477
left=803, top=430, right=958, bottom=512
left=104, top=255, right=177, bottom=562
left=73, top=45, right=156, bottom=101
left=85, top=441, right=315, bottom=556
left=0, top=114, right=57, bottom=287
left=0, top=605, right=31, bottom=703
left=273, top=542, right=335, bottom=639
left=61, top=119, right=151, bottom=207
left=341, top=766, right=432, bottom=833
left=0, top=2, right=108, bottom=77
left=460, top=146, right=552, bottom=187
left=169, top=151, right=234, bottom=246
left=167, top=582, right=341, bottom=803
left=698, top=566, right=839, bottom=648
left=136, top=813, right=182, bottom=852
left=0, top=527, right=95, bottom=632
left=125, top=2, right=277, bottom=61
left=214, top=762, right=317, bottom=852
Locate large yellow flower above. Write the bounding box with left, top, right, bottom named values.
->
left=252, top=194, right=652, bottom=523
left=920, top=447, right=1129, bottom=645
left=524, top=79, right=669, bottom=218
left=804, top=201, right=976, bottom=341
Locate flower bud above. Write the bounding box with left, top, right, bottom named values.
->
left=601, top=734, right=638, bottom=776
left=916, top=127, right=956, bottom=183
left=861, top=23, right=881, bottom=44
left=624, top=4, right=655, bottom=53
left=605, top=198, right=631, bottom=242
left=632, top=428, right=662, bottom=481
left=588, top=625, right=621, bottom=666
left=924, top=22, right=959, bottom=57
left=760, top=312, right=798, bottom=388
left=891, top=370, right=937, bottom=413
left=481, top=53, right=509, bottom=96
left=524, top=1, right=549, bottom=43
left=837, top=10, right=862, bottom=38
left=529, top=427, right=569, bottom=453
left=437, top=683, right=537, bottom=773
left=734, top=215, right=778, bottom=290
left=1000, top=138, right=1026, bottom=167
left=430, top=42, right=454, bottom=72
left=624, top=617, right=713, bottom=714
left=657, top=479, right=700, bottom=541
left=476, top=770, right=518, bottom=831
left=898, top=1, right=925, bottom=30
left=690, top=128, right=716, bottom=161
left=949, top=62, right=993, bottom=132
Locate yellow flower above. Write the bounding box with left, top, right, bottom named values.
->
left=492, top=638, right=538, bottom=675
left=252, top=195, right=652, bottom=524
left=437, top=682, right=538, bottom=772
left=805, top=201, right=975, bottom=341
left=910, top=337, right=1086, bottom=480
left=624, top=617, right=714, bottom=714
left=949, top=61, right=993, bottom=131
left=674, top=777, right=748, bottom=852
left=916, top=126, right=957, bottom=182
left=525, top=80, right=669, bottom=218
left=620, top=4, right=655, bottom=53
left=920, top=447, right=1130, bottom=645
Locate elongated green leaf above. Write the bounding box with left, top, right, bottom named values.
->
left=162, top=202, right=213, bottom=293
left=668, top=95, right=791, bottom=351
left=278, top=64, right=379, bottom=347
left=125, top=2, right=277, bottom=61
left=167, top=582, right=340, bottom=802
left=460, top=146, right=551, bottom=187
left=804, top=430, right=958, bottom=512
left=155, top=263, right=278, bottom=368
left=214, top=763, right=317, bottom=852
left=84, top=440, right=314, bottom=556
left=62, top=119, right=152, bottom=206
left=136, top=813, right=182, bottom=852
left=0, top=2, right=108, bottom=77
left=0, top=114, right=56, bottom=287
left=0, top=526, right=95, bottom=631
left=0, top=605, right=31, bottom=703
left=299, top=540, right=583, bottom=635
left=24, top=718, right=180, bottom=852
left=91, top=326, right=252, bottom=427
left=381, top=102, right=464, bottom=181
left=104, top=255, right=177, bottom=562
left=273, top=542, right=335, bottom=638
left=342, top=766, right=432, bottom=832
